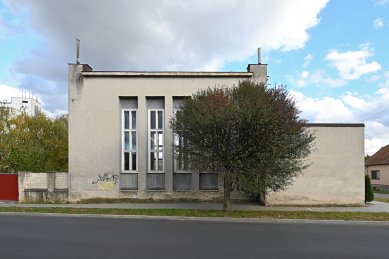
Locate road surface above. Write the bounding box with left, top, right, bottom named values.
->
left=0, top=214, right=388, bottom=259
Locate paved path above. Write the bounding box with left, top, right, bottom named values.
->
left=374, top=193, right=389, bottom=199
left=1, top=200, right=389, bottom=212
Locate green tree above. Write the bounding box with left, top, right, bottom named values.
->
left=171, top=81, right=315, bottom=210
left=0, top=112, right=68, bottom=173
left=365, top=175, right=374, bottom=203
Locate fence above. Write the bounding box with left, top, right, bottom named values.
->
left=18, top=171, right=68, bottom=202
left=0, top=174, right=18, bottom=201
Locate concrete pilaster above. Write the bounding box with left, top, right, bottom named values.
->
left=138, top=96, right=147, bottom=191
left=164, top=96, right=174, bottom=193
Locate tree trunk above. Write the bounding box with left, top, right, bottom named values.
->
left=259, top=190, right=266, bottom=206
left=259, top=176, right=267, bottom=206
left=223, top=179, right=232, bottom=211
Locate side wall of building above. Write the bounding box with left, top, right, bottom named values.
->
left=267, top=125, right=365, bottom=205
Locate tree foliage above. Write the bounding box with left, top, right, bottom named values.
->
left=171, top=81, right=315, bottom=210
left=0, top=111, right=68, bottom=173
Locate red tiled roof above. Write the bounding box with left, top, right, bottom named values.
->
left=366, top=144, right=389, bottom=166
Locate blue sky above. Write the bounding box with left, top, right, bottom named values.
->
left=0, top=0, right=388, bottom=154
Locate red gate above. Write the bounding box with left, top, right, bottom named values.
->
left=0, top=174, right=18, bottom=201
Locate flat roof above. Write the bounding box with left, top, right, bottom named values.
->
left=306, top=123, right=365, bottom=127
left=82, top=71, right=253, bottom=78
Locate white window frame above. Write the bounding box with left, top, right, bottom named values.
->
left=148, top=109, right=164, bottom=172
left=122, top=109, right=138, bottom=173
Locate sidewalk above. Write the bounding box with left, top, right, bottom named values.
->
left=1, top=200, right=389, bottom=213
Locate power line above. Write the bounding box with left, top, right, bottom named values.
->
left=357, top=102, right=389, bottom=121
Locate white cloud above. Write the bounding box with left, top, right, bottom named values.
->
left=303, top=54, right=313, bottom=68
left=2, top=0, right=329, bottom=113
left=373, top=0, right=389, bottom=5
left=365, top=122, right=389, bottom=154
left=4, top=0, right=330, bottom=71
left=0, top=84, right=24, bottom=101
left=321, top=77, right=347, bottom=87
left=290, top=89, right=389, bottom=154
left=377, top=71, right=389, bottom=98
left=301, top=71, right=310, bottom=79
left=325, top=44, right=381, bottom=80
left=294, top=69, right=347, bottom=88
left=300, top=67, right=389, bottom=154
left=292, top=44, right=382, bottom=90
left=374, top=17, right=385, bottom=29
left=342, top=94, right=373, bottom=111
left=291, top=90, right=355, bottom=122
left=296, top=70, right=310, bottom=87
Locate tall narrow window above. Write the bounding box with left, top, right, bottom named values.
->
left=148, top=109, right=164, bottom=171
left=173, top=105, right=190, bottom=172
left=122, top=109, right=137, bottom=171
left=174, top=134, right=190, bottom=172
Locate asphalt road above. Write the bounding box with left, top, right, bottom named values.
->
left=1, top=214, right=389, bottom=259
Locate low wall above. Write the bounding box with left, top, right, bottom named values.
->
left=18, top=172, right=68, bottom=202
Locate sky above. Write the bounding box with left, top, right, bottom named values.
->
left=0, top=0, right=388, bottom=155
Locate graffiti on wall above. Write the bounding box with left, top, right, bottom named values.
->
left=92, top=173, right=118, bottom=191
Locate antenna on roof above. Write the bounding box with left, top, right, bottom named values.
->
left=76, top=38, right=80, bottom=64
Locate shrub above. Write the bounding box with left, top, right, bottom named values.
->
left=365, top=175, right=374, bottom=203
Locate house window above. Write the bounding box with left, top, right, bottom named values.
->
left=122, top=109, right=137, bottom=172
left=148, top=109, right=164, bottom=171
left=372, top=170, right=380, bottom=180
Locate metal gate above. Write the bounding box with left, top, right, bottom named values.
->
left=0, top=174, right=19, bottom=201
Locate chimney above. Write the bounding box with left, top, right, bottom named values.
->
left=247, top=48, right=267, bottom=84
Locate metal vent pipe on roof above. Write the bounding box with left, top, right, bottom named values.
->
left=76, top=38, right=80, bottom=64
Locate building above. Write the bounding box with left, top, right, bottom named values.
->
left=68, top=52, right=365, bottom=205
left=0, top=96, right=41, bottom=116
left=366, top=144, right=389, bottom=190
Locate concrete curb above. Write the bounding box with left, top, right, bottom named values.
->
left=2, top=211, right=389, bottom=226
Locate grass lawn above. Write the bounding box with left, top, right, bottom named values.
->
left=375, top=197, right=389, bottom=203
left=374, top=190, right=389, bottom=195
left=2, top=207, right=389, bottom=221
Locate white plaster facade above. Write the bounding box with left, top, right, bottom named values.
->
left=68, top=62, right=365, bottom=205
left=0, top=97, right=41, bottom=116
left=268, top=125, right=365, bottom=205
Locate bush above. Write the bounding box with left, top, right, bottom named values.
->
left=365, top=175, right=374, bottom=203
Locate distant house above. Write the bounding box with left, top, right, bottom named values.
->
left=366, top=144, right=389, bottom=190
left=0, top=96, right=41, bottom=116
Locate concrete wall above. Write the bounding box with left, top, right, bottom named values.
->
left=366, top=164, right=389, bottom=190
left=18, top=172, right=68, bottom=202
left=267, top=125, right=365, bottom=205
left=68, top=63, right=364, bottom=205
left=68, top=64, right=267, bottom=202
